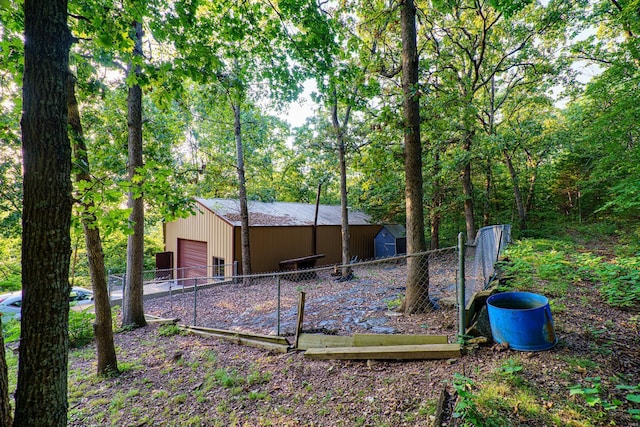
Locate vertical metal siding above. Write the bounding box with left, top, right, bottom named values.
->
left=316, top=226, right=342, bottom=265
left=164, top=207, right=234, bottom=279
left=166, top=209, right=380, bottom=275
left=249, top=226, right=314, bottom=273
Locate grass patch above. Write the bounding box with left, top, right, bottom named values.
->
left=157, top=323, right=181, bottom=337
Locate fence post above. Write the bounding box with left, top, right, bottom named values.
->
left=233, top=261, right=238, bottom=284
left=458, top=232, right=466, bottom=341
left=193, top=278, right=198, bottom=326
left=276, top=275, right=281, bottom=336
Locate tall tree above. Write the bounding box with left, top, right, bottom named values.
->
left=231, top=97, right=252, bottom=280
left=0, top=323, right=9, bottom=426
left=163, top=0, right=309, bottom=275
left=67, top=73, right=118, bottom=376
left=415, top=0, right=572, bottom=240
left=122, top=20, right=147, bottom=327
left=401, top=0, right=430, bottom=313
left=15, top=0, right=72, bottom=424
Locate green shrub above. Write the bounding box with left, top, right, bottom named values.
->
left=158, top=323, right=181, bottom=337
left=592, top=257, right=640, bottom=308
left=1, top=318, right=21, bottom=343
left=69, top=310, right=96, bottom=348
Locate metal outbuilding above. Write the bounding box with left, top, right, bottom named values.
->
left=374, top=224, right=407, bottom=258
left=162, top=198, right=381, bottom=280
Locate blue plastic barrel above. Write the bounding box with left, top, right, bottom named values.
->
left=486, top=292, right=557, bottom=351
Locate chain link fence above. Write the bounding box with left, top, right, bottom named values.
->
left=107, top=225, right=510, bottom=343
left=140, top=246, right=461, bottom=341
left=464, top=224, right=512, bottom=305
left=107, top=262, right=238, bottom=305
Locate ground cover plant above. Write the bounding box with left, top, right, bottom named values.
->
left=4, top=226, right=638, bottom=426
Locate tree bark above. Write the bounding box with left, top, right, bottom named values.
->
left=123, top=20, right=147, bottom=328
left=15, top=0, right=72, bottom=424
left=401, top=0, right=429, bottom=314
left=483, top=157, right=492, bottom=227
left=234, top=104, right=252, bottom=282
left=331, top=98, right=352, bottom=280
left=461, top=132, right=476, bottom=242
left=430, top=150, right=442, bottom=250
left=67, top=73, right=119, bottom=376
left=0, top=330, right=10, bottom=426
left=504, top=150, right=527, bottom=231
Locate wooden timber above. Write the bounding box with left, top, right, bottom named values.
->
left=465, top=288, right=496, bottom=327
left=353, top=334, right=448, bottom=347
left=144, top=314, right=179, bottom=325
left=304, top=343, right=461, bottom=360
left=183, top=327, right=290, bottom=353
left=294, top=291, right=306, bottom=349
left=297, top=334, right=354, bottom=350
left=180, top=325, right=290, bottom=353
left=296, top=333, right=449, bottom=350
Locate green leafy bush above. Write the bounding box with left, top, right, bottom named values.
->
left=3, top=309, right=97, bottom=348
left=69, top=310, right=96, bottom=348
left=591, top=257, right=640, bottom=308
left=157, top=323, right=181, bottom=337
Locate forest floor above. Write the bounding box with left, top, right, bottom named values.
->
left=64, top=239, right=640, bottom=427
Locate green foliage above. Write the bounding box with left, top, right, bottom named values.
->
left=585, top=256, right=640, bottom=309
left=157, top=323, right=181, bottom=337
left=500, top=233, right=640, bottom=308
left=213, top=366, right=272, bottom=390
left=451, top=373, right=484, bottom=426
left=499, top=238, right=575, bottom=295
left=69, top=310, right=96, bottom=348
left=3, top=309, right=97, bottom=348
left=568, top=376, right=640, bottom=419
left=0, top=236, right=21, bottom=292
left=498, top=358, right=523, bottom=377
left=1, top=317, right=21, bottom=343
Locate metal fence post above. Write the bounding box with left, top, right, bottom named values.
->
left=276, top=275, right=281, bottom=336
left=458, top=232, right=466, bottom=341
left=233, top=261, right=238, bottom=284
left=193, top=278, right=198, bottom=326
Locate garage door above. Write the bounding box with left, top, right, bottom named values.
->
left=177, top=239, right=207, bottom=285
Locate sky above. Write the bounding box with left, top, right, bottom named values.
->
left=277, top=79, right=317, bottom=128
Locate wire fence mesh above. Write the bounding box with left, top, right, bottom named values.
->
left=107, top=224, right=511, bottom=344
left=464, top=224, right=511, bottom=305
left=139, top=246, right=461, bottom=342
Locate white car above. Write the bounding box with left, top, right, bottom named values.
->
left=0, top=287, right=94, bottom=321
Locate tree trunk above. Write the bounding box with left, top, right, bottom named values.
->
left=15, top=0, right=72, bottom=424
left=504, top=150, right=527, bottom=231
left=234, top=104, right=252, bottom=282
left=400, top=0, right=429, bottom=314
left=525, top=150, right=539, bottom=214
left=337, top=138, right=352, bottom=278
left=483, top=157, right=492, bottom=227
left=0, top=330, right=10, bottom=426
left=123, top=20, right=147, bottom=328
left=430, top=150, right=442, bottom=250
left=461, top=132, right=476, bottom=242
left=331, top=98, right=352, bottom=280
left=67, top=73, right=119, bottom=376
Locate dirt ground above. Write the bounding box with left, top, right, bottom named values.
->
left=67, top=249, right=640, bottom=426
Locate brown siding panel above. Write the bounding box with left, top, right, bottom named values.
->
left=165, top=201, right=381, bottom=276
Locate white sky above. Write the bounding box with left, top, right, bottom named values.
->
left=278, top=79, right=317, bottom=128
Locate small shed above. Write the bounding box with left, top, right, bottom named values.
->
left=374, top=224, right=406, bottom=258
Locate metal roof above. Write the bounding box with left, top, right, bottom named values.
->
left=196, top=198, right=373, bottom=227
